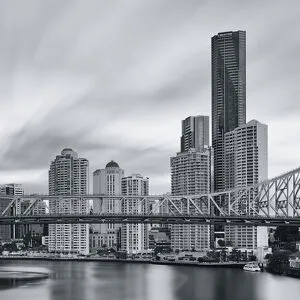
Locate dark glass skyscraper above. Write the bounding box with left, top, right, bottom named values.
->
left=211, top=30, right=246, bottom=192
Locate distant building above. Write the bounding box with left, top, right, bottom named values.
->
left=224, top=120, right=268, bottom=249
left=0, top=183, right=23, bottom=196
left=121, top=174, right=149, bottom=253
left=0, top=197, right=11, bottom=241
left=170, top=116, right=212, bottom=251
left=0, top=183, right=24, bottom=240
left=48, top=148, right=89, bottom=255
left=91, top=160, right=124, bottom=252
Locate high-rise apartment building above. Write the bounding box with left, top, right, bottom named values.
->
left=170, top=116, right=212, bottom=251
left=211, top=30, right=246, bottom=192
left=224, top=120, right=268, bottom=249
left=121, top=174, right=149, bottom=253
left=170, top=148, right=212, bottom=250
left=91, top=161, right=124, bottom=251
left=181, top=116, right=209, bottom=152
left=48, top=148, right=89, bottom=255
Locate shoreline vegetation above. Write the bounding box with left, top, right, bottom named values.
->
left=0, top=255, right=246, bottom=268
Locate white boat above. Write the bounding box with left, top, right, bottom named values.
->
left=243, top=262, right=261, bottom=272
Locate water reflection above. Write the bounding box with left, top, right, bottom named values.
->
left=0, top=260, right=300, bottom=300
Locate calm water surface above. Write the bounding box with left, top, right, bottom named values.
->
left=0, top=260, right=299, bottom=300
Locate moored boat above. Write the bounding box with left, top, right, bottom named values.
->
left=243, top=262, right=261, bottom=272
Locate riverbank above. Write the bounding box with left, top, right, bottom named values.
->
left=0, top=255, right=246, bottom=268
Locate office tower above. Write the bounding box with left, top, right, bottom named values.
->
left=48, top=148, right=89, bottom=255
left=211, top=30, right=246, bottom=192
left=90, top=161, right=124, bottom=251
left=181, top=116, right=209, bottom=152
left=121, top=174, right=149, bottom=253
left=170, top=116, right=212, bottom=251
left=224, top=120, right=268, bottom=249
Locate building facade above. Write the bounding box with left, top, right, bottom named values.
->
left=48, top=148, right=89, bottom=255
left=181, top=116, right=209, bottom=152
left=121, top=174, right=149, bottom=253
left=170, top=116, right=212, bottom=251
left=224, top=120, right=268, bottom=249
left=91, top=161, right=124, bottom=252
left=211, top=30, right=246, bottom=192
left=0, top=184, right=24, bottom=240
left=170, top=148, right=212, bottom=251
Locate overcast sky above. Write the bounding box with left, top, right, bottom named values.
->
left=0, top=0, right=299, bottom=194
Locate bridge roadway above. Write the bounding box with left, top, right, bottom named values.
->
left=0, top=213, right=300, bottom=226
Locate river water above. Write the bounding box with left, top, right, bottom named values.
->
left=0, top=260, right=299, bottom=300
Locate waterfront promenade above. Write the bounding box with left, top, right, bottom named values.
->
left=0, top=255, right=246, bottom=268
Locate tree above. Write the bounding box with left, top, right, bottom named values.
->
left=198, top=257, right=204, bottom=263
left=274, top=226, right=299, bottom=242
left=217, top=239, right=226, bottom=248
left=272, top=226, right=300, bottom=252
left=248, top=255, right=257, bottom=262
left=115, top=251, right=127, bottom=259
left=267, top=251, right=291, bottom=274
left=229, top=249, right=241, bottom=262
left=220, top=250, right=227, bottom=262
left=2, top=242, right=18, bottom=252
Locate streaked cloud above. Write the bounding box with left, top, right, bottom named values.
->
left=0, top=0, right=299, bottom=194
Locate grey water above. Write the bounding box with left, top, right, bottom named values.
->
left=0, top=260, right=299, bottom=300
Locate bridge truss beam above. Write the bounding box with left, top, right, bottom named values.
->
left=0, top=167, right=300, bottom=226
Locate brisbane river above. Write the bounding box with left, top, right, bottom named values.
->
left=0, top=260, right=300, bottom=300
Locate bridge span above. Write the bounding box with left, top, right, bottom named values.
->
left=0, top=213, right=300, bottom=226
left=0, top=166, right=300, bottom=226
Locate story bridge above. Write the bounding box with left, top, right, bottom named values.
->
left=1, top=166, right=300, bottom=227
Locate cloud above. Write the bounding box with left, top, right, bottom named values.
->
left=0, top=0, right=299, bottom=194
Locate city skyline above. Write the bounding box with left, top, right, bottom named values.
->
left=0, top=1, right=299, bottom=195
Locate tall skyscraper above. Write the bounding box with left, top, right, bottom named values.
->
left=224, top=120, right=268, bottom=249
left=181, top=116, right=209, bottom=152
left=170, top=116, right=212, bottom=251
left=211, top=30, right=246, bottom=192
left=48, top=148, right=89, bottom=255
left=91, top=161, right=124, bottom=251
left=121, top=174, right=149, bottom=253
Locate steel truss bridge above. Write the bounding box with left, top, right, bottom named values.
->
left=1, top=167, right=300, bottom=227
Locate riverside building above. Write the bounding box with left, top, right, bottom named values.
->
left=48, top=148, right=89, bottom=255
left=121, top=174, right=149, bottom=253
left=91, top=161, right=124, bottom=251
left=170, top=116, right=212, bottom=251
left=224, top=120, right=268, bottom=249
